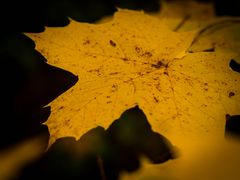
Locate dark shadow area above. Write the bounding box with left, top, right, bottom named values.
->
left=16, top=106, right=176, bottom=180
left=166, top=0, right=240, bottom=17
left=115, top=0, right=160, bottom=12
left=214, top=0, right=240, bottom=16
left=0, top=0, right=161, bottom=33
left=0, top=33, right=78, bottom=149
left=3, top=0, right=239, bottom=33
left=225, top=114, right=240, bottom=139
left=229, top=59, right=240, bottom=73
left=0, top=0, right=115, bottom=32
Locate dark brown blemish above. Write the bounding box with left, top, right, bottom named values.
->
left=202, top=47, right=215, bottom=52
left=229, top=91, right=235, bottom=98
left=83, top=39, right=90, bottom=45
left=121, top=57, right=128, bottom=61
left=186, top=92, right=192, bottom=96
left=88, top=68, right=101, bottom=75
left=151, top=61, right=164, bottom=69
left=154, top=97, right=159, bottom=103
left=185, top=77, right=191, bottom=82
left=112, top=84, right=117, bottom=89
left=221, top=81, right=227, bottom=85
left=163, top=71, right=168, bottom=76
left=109, top=40, right=116, bottom=47
left=109, top=72, right=119, bottom=75
left=142, top=52, right=152, bottom=57
left=208, top=96, right=213, bottom=100
left=58, top=106, right=64, bottom=110
left=135, top=46, right=141, bottom=53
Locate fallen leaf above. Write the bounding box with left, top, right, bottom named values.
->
left=190, top=18, right=240, bottom=56
left=156, top=0, right=215, bottom=31
left=26, top=9, right=240, bottom=151
left=159, top=0, right=215, bottom=20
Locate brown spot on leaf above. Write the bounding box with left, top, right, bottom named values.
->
left=109, top=40, right=116, bottom=47
left=208, top=96, right=213, bottom=100
left=83, top=39, right=90, bottom=45
left=202, top=47, right=215, bottom=52
left=151, top=61, right=164, bottom=69
left=121, top=57, right=128, bottom=61
left=109, top=72, right=119, bottom=75
left=58, top=106, right=64, bottom=110
left=112, top=84, right=117, bottom=89
left=163, top=71, right=168, bottom=76
left=135, top=46, right=141, bottom=53
left=229, top=92, right=235, bottom=97
left=142, top=51, right=152, bottom=57
left=186, top=92, right=192, bottom=96
left=154, top=97, right=159, bottom=103
left=221, top=81, right=227, bottom=85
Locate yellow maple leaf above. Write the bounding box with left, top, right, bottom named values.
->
left=26, top=9, right=239, bottom=152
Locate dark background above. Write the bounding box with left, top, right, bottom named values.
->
left=0, top=0, right=240, bottom=179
